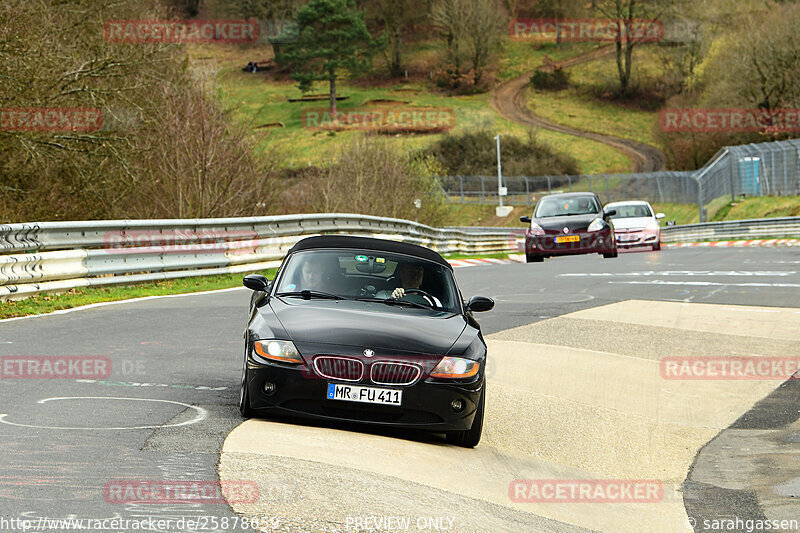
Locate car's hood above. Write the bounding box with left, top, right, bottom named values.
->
left=267, top=297, right=467, bottom=355
left=612, top=217, right=655, bottom=230
left=534, top=214, right=600, bottom=232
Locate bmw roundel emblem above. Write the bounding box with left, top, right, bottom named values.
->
left=363, top=349, right=374, bottom=357
left=563, top=227, right=570, bottom=234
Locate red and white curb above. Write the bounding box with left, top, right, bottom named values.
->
left=448, top=255, right=526, bottom=268
left=665, top=239, right=800, bottom=248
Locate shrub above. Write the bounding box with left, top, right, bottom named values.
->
left=530, top=67, right=570, bottom=91
left=422, top=130, right=579, bottom=177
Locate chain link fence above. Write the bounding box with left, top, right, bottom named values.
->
left=439, top=139, right=800, bottom=222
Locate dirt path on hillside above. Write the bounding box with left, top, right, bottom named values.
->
left=491, top=45, right=667, bottom=172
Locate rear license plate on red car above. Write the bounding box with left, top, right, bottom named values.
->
left=327, top=383, right=402, bottom=406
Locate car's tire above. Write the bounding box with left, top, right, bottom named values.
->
left=603, top=250, right=618, bottom=258
left=526, top=253, right=544, bottom=263
left=446, top=385, right=485, bottom=448
left=239, top=347, right=255, bottom=418
left=652, top=241, right=661, bottom=251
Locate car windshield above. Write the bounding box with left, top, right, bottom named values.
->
left=274, top=250, right=461, bottom=313
left=609, top=204, right=653, bottom=218
left=535, top=195, right=601, bottom=217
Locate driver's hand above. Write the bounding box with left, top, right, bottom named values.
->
left=391, top=287, right=405, bottom=300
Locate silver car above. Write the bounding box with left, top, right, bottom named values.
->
left=605, top=201, right=665, bottom=251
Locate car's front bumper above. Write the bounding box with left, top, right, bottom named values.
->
left=244, top=356, right=483, bottom=432
left=525, top=228, right=615, bottom=257
left=614, top=229, right=660, bottom=247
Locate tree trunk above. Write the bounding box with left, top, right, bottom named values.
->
left=623, top=40, right=634, bottom=96
left=329, top=67, right=337, bottom=117
left=390, top=29, right=402, bottom=77
left=615, top=39, right=626, bottom=95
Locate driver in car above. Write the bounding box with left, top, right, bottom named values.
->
left=389, top=262, right=441, bottom=307
left=300, top=260, right=326, bottom=290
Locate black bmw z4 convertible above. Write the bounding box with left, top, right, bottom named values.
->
left=239, top=235, right=495, bottom=447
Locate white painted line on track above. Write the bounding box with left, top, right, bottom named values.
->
left=0, top=286, right=247, bottom=324
left=609, top=280, right=800, bottom=288
left=0, top=397, right=208, bottom=430
left=563, top=271, right=796, bottom=277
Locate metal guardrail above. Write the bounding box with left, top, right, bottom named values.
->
left=0, top=214, right=521, bottom=301
left=660, top=216, right=800, bottom=243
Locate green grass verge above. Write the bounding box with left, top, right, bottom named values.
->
left=652, top=195, right=800, bottom=226
left=0, top=271, right=277, bottom=320
left=711, top=195, right=800, bottom=221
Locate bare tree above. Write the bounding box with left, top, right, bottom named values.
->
left=0, top=0, right=281, bottom=222
left=593, top=0, right=670, bottom=96
left=695, top=3, right=800, bottom=111
left=433, top=0, right=505, bottom=87
left=132, top=71, right=280, bottom=219
left=432, top=0, right=470, bottom=80
left=464, top=0, right=506, bottom=85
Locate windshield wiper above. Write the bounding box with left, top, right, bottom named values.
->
left=354, top=297, right=432, bottom=310
left=277, top=290, right=345, bottom=300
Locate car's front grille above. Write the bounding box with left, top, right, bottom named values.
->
left=313, top=356, right=364, bottom=382
left=370, top=362, right=421, bottom=386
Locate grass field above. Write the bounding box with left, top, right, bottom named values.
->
left=189, top=40, right=633, bottom=175
left=526, top=46, right=662, bottom=147
left=711, top=195, right=800, bottom=221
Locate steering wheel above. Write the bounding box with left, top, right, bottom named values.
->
left=404, top=288, right=437, bottom=307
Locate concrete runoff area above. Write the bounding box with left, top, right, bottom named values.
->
left=219, top=300, right=800, bottom=532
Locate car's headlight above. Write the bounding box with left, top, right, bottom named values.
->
left=430, top=357, right=480, bottom=379
left=587, top=218, right=605, bottom=232
left=645, top=221, right=659, bottom=232
left=254, top=340, right=303, bottom=364
left=528, top=222, right=545, bottom=236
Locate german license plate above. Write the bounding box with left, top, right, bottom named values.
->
left=327, top=383, right=402, bottom=406
left=555, top=235, right=580, bottom=243
left=618, top=234, right=638, bottom=242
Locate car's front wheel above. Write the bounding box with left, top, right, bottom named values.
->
left=239, top=346, right=254, bottom=418
left=526, top=253, right=544, bottom=263
left=446, top=384, right=485, bottom=448
left=652, top=241, right=661, bottom=251
left=603, top=250, right=618, bottom=258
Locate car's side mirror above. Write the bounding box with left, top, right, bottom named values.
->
left=466, top=296, right=494, bottom=312
left=603, top=209, right=617, bottom=217
left=520, top=216, right=532, bottom=223
left=243, top=274, right=270, bottom=292
left=655, top=213, right=666, bottom=219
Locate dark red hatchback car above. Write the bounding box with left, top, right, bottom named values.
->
left=520, top=192, right=618, bottom=263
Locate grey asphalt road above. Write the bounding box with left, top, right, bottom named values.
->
left=0, top=247, right=798, bottom=532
